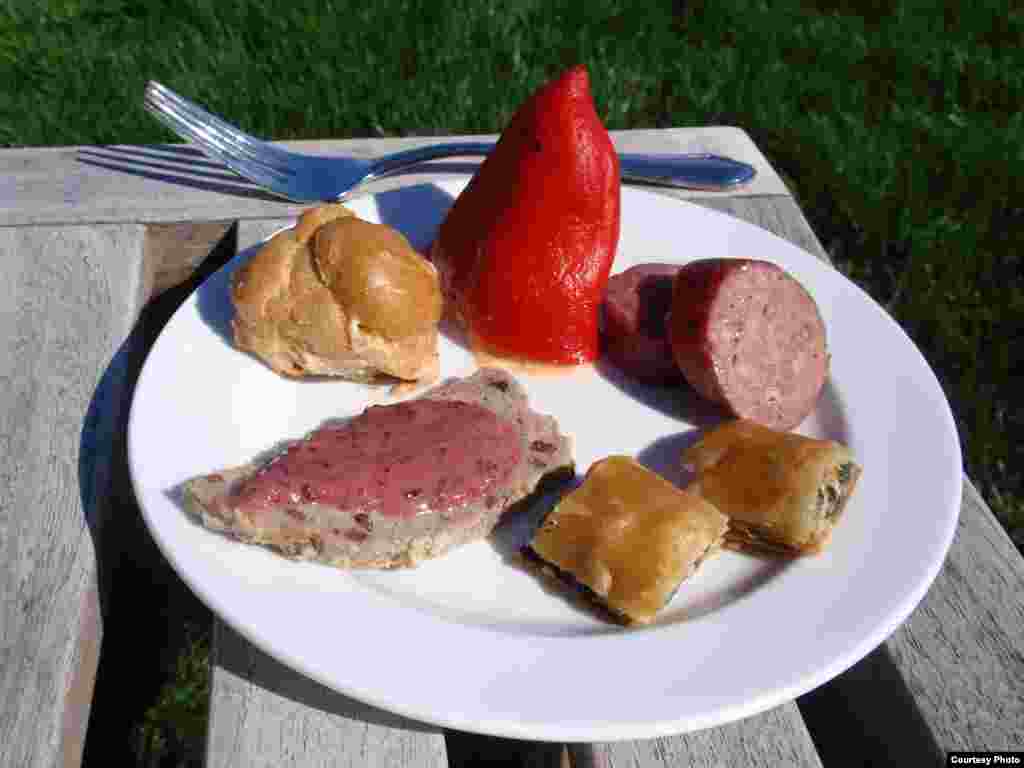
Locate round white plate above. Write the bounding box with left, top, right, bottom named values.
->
left=129, top=179, right=961, bottom=741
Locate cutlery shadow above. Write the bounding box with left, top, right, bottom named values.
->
left=77, top=143, right=480, bottom=202
left=81, top=146, right=247, bottom=183
left=96, top=142, right=228, bottom=170
left=77, top=147, right=286, bottom=202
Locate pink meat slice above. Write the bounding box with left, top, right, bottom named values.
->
left=182, top=368, right=574, bottom=568
left=669, top=259, right=829, bottom=430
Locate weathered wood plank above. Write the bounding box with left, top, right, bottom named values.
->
left=892, top=478, right=1024, bottom=752
left=208, top=622, right=448, bottom=768
left=143, top=220, right=234, bottom=298
left=570, top=703, right=823, bottom=768
left=0, top=223, right=146, bottom=768
left=204, top=219, right=448, bottom=768
left=0, top=128, right=787, bottom=228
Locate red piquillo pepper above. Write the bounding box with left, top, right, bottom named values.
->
left=431, top=65, right=621, bottom=364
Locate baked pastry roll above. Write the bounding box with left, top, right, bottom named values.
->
left=528, top=455, right=728, bottom=624
left=231, top=204, right=443, bottom=383
left=682, top=419, right=862, bottom=556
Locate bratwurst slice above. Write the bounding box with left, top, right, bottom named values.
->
left=668, top=259, right=828, bottom=430
left=602, top=263, right=685, bottom=384
left=182, top=368, right=573, bottom=569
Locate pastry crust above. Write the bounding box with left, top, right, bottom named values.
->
left=682, top=419, right=862, bottom=555
left=230, top=204, right=442, bottom=382
left=529, top=455, right=728, bottom=624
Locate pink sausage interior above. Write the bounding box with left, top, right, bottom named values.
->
left=672, top=260, right=828, bottom=430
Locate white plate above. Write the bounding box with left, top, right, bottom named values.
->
left=129, top=179, right=961, bottom=742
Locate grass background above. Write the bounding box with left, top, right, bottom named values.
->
left=2, top=0, right=1021, bottom=765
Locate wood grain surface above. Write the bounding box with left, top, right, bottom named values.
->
left=143, top=220, right=234, bottom=298
left=208, top=622, right=448, bottom=768
left=0, top=223, right=146, bottom=768
left=573, top=702, right=824, bottom=768
left=0, top=127, right=787, bottom=228
left=893, top=479, right=1024, bottom=752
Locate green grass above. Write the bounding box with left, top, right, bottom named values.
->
left=3, top=1, right=1021, bottom=765
left=133, top=623, right=210, bottom=764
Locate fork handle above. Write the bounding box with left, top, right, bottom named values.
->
left=369, top=143, right=756, bottom=191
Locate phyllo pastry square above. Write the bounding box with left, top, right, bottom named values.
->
left=528, top=455, right=728, bottom=624
left=682, top=419, right=862, bottom=556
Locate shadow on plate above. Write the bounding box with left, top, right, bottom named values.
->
left=372, top=181, right=456, bottom=252
left=488, top=475, right=648, bottom=631
left=597, top=354, right=852, bottom=447
left=635, top=428, right=708, bottom=488
left=487, top=456, right=795, bottom=632
left=489, top=473, right=579, bottom=564
left=373, top=183, right=476, bottom=355
left=196, top=251, right=239, bottom=347
left=593, top=357, right=727, bottom=428
left=810, top=378, right=852, bottom=445
left=656, top=555, right=791, bottom=624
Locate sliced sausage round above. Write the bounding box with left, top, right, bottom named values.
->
left=668, top=259, right=828, bottom=430
left=602, top=263, right=685, bottom=384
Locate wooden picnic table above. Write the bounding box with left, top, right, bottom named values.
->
left=1, top=127, right=1021, bottom=768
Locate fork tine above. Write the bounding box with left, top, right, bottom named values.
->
left=144, top=98, right=290, bottom=190
left=146, top=92, right=290, bottom=179
left=145, top=82, right=293, bottom=164
left=144, top=82, right=294, bottom=173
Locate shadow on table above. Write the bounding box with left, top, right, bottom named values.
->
left=213, top=620, right=442, bottom=733
left=216, top=620, right=569, bottom=765
left=798, top=643, right=946, bottom=767
left=77, top=144, right=479, bottom=203
left=77, top=144, right=285, bottom=201
left=80, top=223, right=239, bottom=765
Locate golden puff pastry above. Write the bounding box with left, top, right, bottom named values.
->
left=682, top=419, right=862, bottom=556
left=231, top=204, right=442, bottom=383
left=529, top=455, right=728, bottom=624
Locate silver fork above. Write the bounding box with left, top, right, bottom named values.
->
left=144, top=80, right=756, bottom=202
